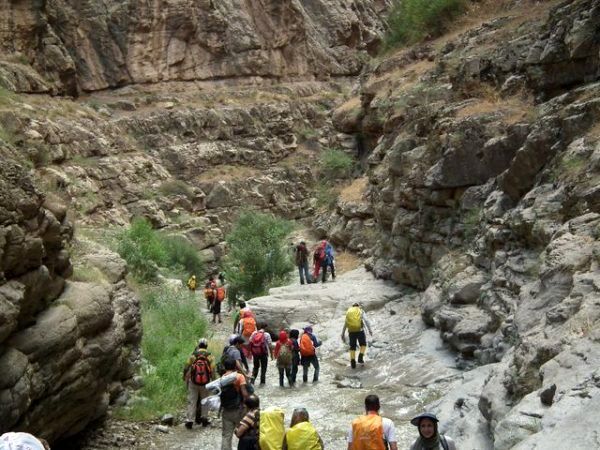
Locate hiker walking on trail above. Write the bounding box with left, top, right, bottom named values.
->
left=409, top=412, right=456, bottom=450
left=312, top=241, right=327, bottom=280
left=348, top=394, right=398, bottom=450
left=288, top=329, right=301, bottom=385
left=183, top=338, right=214, bottom=429
left=283, top=407, right=324, bottom=450
left=232, top=301, right=252, bottom=333
left=295, top=241, right=311, bottom=284
left=274, top=330, right=294, bottom=387
left=234, top=394, right=260, bottom=450
left=220, top=358, right=250, bottom=450
left=187, top=274, right=197, bottom=291
left=341, top=302, right=373, bottom=369
left=212, top=280, right=226, bottom=324
left=300, top=326, right=321, bottom=383
left=222, top=335, right=250, bottom=377
left=249, top=325, right=273, bottom=385
left=321, top=241, right=336, bottom=283
left=205, top=275, right=217, bottom=311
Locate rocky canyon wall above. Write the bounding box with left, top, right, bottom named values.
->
left=0, top=150, right=141, bottom=443
left=0, top=0, right=391, bottom=95
left=322, top=0, right=600, bottom=447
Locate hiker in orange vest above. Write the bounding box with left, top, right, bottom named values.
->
left=347, top=394, right=398, bottom=450
left=300, top=326, right=321, bottom=383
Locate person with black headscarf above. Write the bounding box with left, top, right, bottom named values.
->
left=409, top=412, right=456, bottom=450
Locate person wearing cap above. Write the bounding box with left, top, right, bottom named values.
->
left=300, top=326, right=321, bottom=383
left=347, top=394, right=397, bottom=450
left=409, top=412, right=455, bottom=450
left=341, top=303, right=373, bottom=369
left=183, top=338, right=215, bottom=429
left=224, top=334, right=249, bottom=376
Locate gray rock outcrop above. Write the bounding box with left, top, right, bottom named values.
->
left=0, top=0, right=391, bottom=95
left=0, top=154, right=141, bottom=443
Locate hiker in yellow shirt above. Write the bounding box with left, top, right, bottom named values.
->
left=341, top=302, right=373, bottom=369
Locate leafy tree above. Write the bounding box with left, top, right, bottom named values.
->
left=117, top=218, right=167, bottom=281
left=225, top=211, right=294, bottom=299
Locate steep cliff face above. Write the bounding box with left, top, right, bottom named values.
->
left=324, top=0, right=600, bottom=447
left=0, top=151, right=141, bottom=442
left=0, top=0, right=390, bottom=95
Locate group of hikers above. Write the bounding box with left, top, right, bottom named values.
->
left=188, top=272, right=227, bottom=323
left=182, top=298, right=456, bottom=449
left=184, top=336, right=453, bottom=450
left=294, top=240, right=335, bottom=285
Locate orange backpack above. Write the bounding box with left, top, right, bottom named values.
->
left=299, top=333, right=315, bottom=357
left=351, top=414, right=385, bottom=450
left=242, top=317, right=257, bottom=338
left=216, top=286, right=226, bottom=302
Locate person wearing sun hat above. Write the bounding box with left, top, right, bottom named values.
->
left=409, top=412, right=456, bottom=450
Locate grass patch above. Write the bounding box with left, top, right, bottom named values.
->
left=71, top=263, right=108, bottom=284
left=115, top=286, right=207, bottom=420
left=315, top=184, right=340, bottom=209
left=319, top=148, right=355, bottom=180
left=383, top=0, right=466, bottom=49
left=116, top=218, right=204, bottom=282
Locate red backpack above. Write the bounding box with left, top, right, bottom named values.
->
left=190, top=354, right=212, bottom=385
left=249, top=331, right=267, bottom=356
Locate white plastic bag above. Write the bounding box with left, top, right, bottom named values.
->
left=201, top=394, right=221, bottom=413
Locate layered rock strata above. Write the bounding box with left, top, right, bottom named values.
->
left=321, top=0, right=600, bottom=447
left=0, top=0, right=391, bottom=95
left=0, top=154, right=141, bottom=443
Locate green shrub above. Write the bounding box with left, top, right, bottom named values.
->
left=383, top=0, right=465, bottom=49
left=162, top=234, right=204, bottom=279
left=319, top=148, right=354, bottom=180
left=117, top=286, right=207, bottom=420
left=117, top=218, right=205, bottom=282
left=159, top=180, right=194, bottom=199
left=117, top=218, right=167, bottom=282
left=224, top=211, right=294, bottom=299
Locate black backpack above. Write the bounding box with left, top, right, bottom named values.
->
left=220, top=382, right=241, bottom=410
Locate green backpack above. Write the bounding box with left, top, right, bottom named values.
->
left=277, top=343, right=293, bottom=367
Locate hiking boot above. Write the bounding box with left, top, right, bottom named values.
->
left=358, top=353, right=364, bottom=364
left=185, top=421, right=193, bottom=430
left=200, top=418, right=210, bottom=427
left=350, top=359, right=356, bottom=369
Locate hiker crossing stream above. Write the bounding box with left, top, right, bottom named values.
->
left=146, top=268, right=462, bottom=449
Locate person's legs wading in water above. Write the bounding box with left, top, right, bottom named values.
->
left=302, top=355, right=319, bottom=383
left=349, top=330, right=367, bottom=368
left=252, top=352, right=269, bottom=385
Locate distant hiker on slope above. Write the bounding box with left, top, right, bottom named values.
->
left=341, top=302, right=373, bottom=369
left=321, top=241, right=336, bottom=283
left=205, top=274, right=217, bottom=311
left=187, top=274, right=197, bottom=291
left=295, top=240, right=311, bottom=285
left=312, top=241, right=326, bottom=281
left=409, top=412, right=456, bottom=450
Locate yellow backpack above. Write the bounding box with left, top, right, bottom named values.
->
left=259, top=407, right=285, bottom=450
left=345, top=306, right=362, bottom=332
left=285, top=421, right=322, bottom=450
